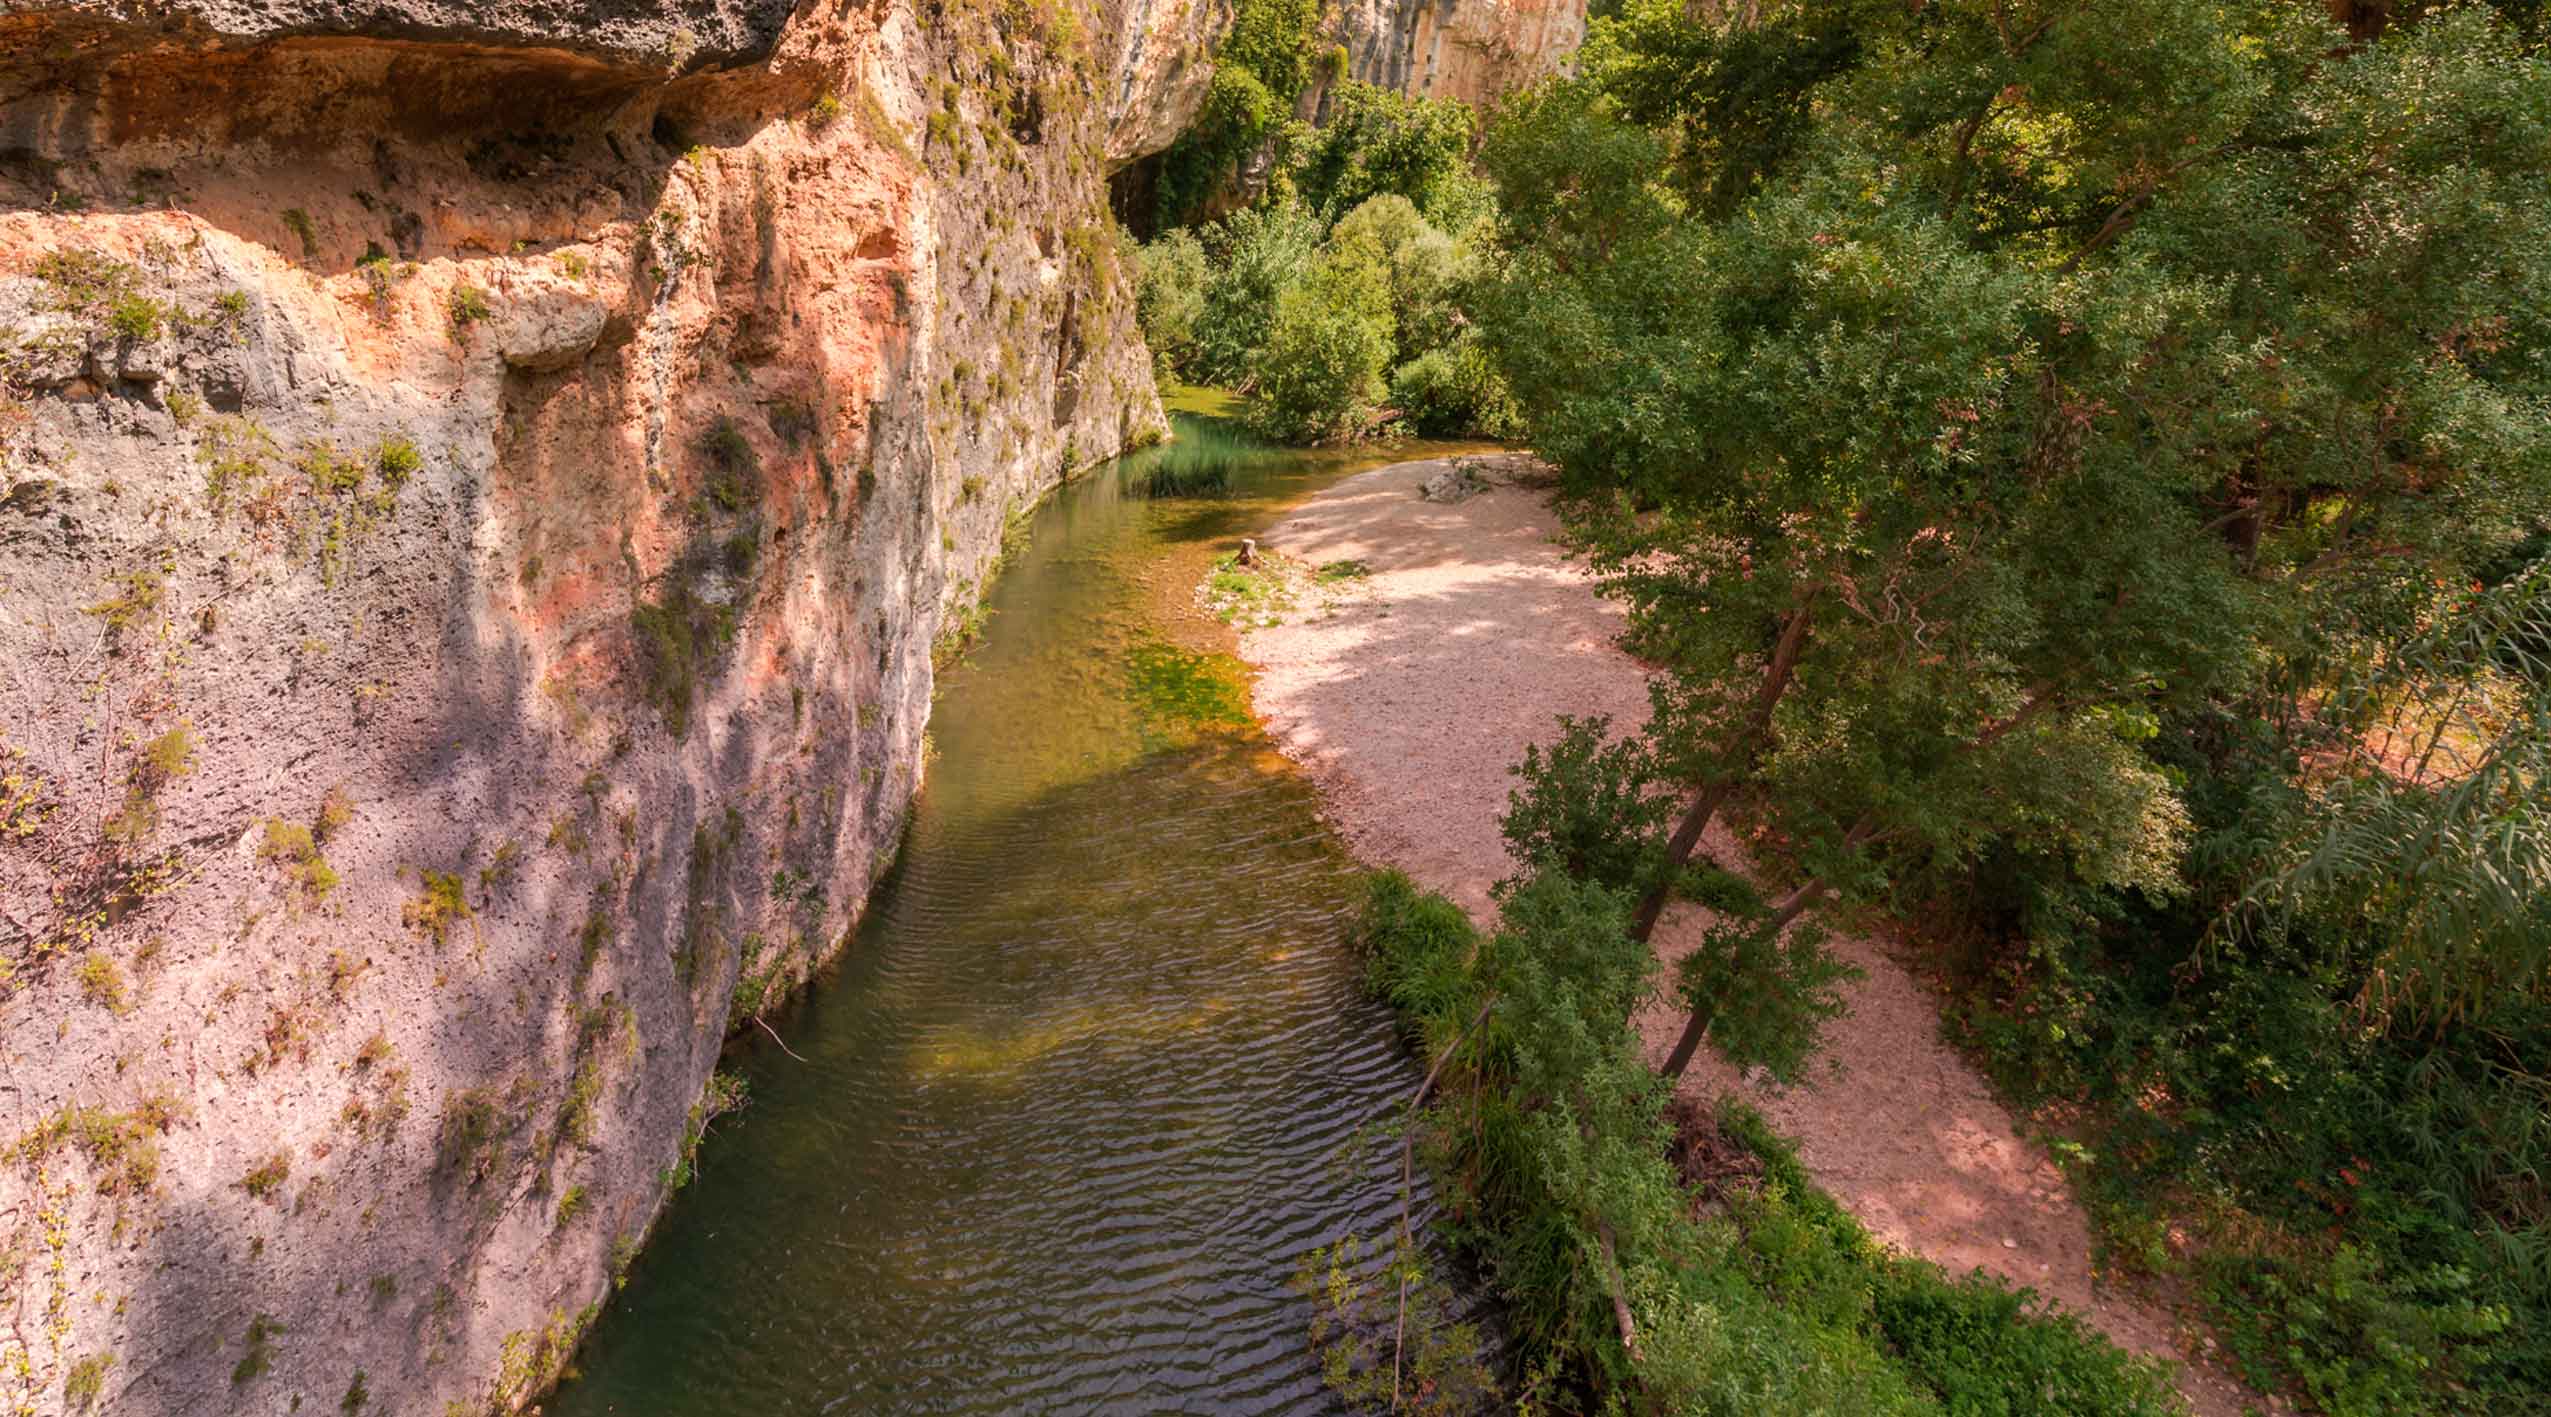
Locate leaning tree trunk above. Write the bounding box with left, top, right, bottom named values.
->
left=1630, top=600, right=1817, bottom=943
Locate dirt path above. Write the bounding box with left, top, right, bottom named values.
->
left=1237, top=456, right=2251, bottom=1417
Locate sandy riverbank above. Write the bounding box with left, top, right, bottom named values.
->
left=1236, top=455, right=2253, bottom=1417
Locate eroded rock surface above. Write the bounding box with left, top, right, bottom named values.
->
left=0, top=1, right=1217, bottom=1412
left=1332, top=0, right=1585, bottom=107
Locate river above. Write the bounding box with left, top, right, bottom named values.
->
left=552, top=404, right=1487, bottom=1413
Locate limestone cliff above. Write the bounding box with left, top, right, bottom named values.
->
left=1330, top=0, right=1584, bottom=108
left=0, top=1, right=1220, bottom=1412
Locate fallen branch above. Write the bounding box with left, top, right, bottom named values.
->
left=753, top=1014, right=807, bottom=1062
left=1597, top=1221, right=1644, bottom=1365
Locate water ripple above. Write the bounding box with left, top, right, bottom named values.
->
left=554, top=439, right=1445, bottom=1416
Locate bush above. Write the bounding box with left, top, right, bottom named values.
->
left=1192, top=201, right=1325, bottom=386
left=1135, top=229, right=1211, bottom=381
left=1391, top=334, right=1523, bottom=438
left=1245, top=249, right=1394, bottom=442
left=1149, top=0, right=1321, bottom=223
left=1499, top=715, right=1668, bottom=891
left=1289, top=82, right=1480, bottom=226
left=1351, top=867, right=2178, bottom=1416
left=1328, top=194, right=1466, bottom=355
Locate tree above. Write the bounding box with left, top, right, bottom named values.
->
left=1133, top=228, right=1209, bottom=380
left=1245, top=240, right=1395, bottom=442
left=1482, top=0, right=2551, bottom=1069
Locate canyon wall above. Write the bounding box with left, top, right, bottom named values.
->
left=0, top=1, right=1221, bottom=1412
left=1332, top=0, right=1584, bottom=108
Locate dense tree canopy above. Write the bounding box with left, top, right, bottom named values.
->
left=1475, top=0, right=2551, bottom=1408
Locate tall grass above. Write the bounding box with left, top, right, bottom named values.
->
left=1133, top=419, right=1256, bottom=498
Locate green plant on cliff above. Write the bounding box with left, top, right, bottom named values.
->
left=63, top=1353, right=112, bottom=1412
left=632, top=578, right=737, bottom=738
left=1286, top=82, right=1484, bottom=229
left=448, top=284, right=492, bottom=333
left=1151, top=0, right=1321, bottom=225
left=403, top=869, right=472, bottom=947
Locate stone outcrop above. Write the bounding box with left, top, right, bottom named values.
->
left=1331, top=0, right=1585, bottom=108
left=0, top=1, right=1219, bottom=1412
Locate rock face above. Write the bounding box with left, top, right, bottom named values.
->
left=0, top=2, right=1216, bottom=1413
left=1331, top=0, right=1585, bottom=107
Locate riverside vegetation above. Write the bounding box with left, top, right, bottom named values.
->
left=1146, top=0, right=2551, bottom=1413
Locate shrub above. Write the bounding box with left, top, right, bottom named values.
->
left=436, top=1085, right=510, bottom=1183
left=448, top=285, right=492, bottom=330
left=1328, top=194, right=1467, bottom=355
left=1191, top=201, right=1325, bottom=386
left=1288, top=82, right=1481, bottom=226
left=1136, top=228, right=1212, bottom=380
left=107, top=292, right=165, bottom=342
left=403, top=869, right=471, bottom=945
left=1245, top=250, right=1395, bottom=443
left=76, top=951, right=131, bottom=1014
left=1499, top=716, right=1669, bottom=890
left=374, top=437, right=421, bottom=488
left=1149, top=0, right=1320, bottom=222
left=1390, top=334, right=1523, bottom=439
left=239, top=1150, right=290, bottom=1201
left=64, top=1352, right=112, bottom=1411
left=1351, top=866, right=2176, bottom=1414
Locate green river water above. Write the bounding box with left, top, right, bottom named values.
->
left=552, top=407, right=1488, bottom=1413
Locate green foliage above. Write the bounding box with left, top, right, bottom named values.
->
left=448, top=284, right=492, bottom=331
left=1389, top=334, right=1521, bottom=439
left=238, top=1150, right=290, bottom=1202
left=107, top=291, right=166, bottom=342
left=1186, top=201, right=1325, bottom=386
left=374, top=436, right=422, bottom=488
left=1351, top=870, right=2174, bottom=1413
left=1475, top=10, right=2551, bottom=1404
left=698, top=415, right=760, bottom=501
left=1671, top=918, right=1857, bottom=1085
left=75, top=950, right=130, bottom=1014
left=232, top=1314, right=282, bottom=1385
left=64, top=1352, right=112, bottom=1411
left=1292, top=1233, right=1498, bottom=1413
left=281, top=207, right=317, bottom=258
left=1287, top=82, right=1483, bottom=226
left=631, top=579, right=737, bottom=738
left=13, top=1105, right=159, bottom=1195
left=403, top=869, right=472, bottom=946
left=1245, top=239, right=1395, bottom=442
left=1500, top=715, right=1670, bottom=892
left=436, top=1084, right=512, bottom=1185
left=1134, top=228, right=1211, bottom=379
left=1151, top=0, right=1321, bottom=223
left=84, top=566, right=165, bottom=637
left=1134, top=419, right=1254, bottom=497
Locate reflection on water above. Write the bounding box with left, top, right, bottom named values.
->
left=552, top=415, right=1490, bottom=1414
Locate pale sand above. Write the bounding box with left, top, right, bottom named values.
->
left=1238, top=456, right=2253, bottom=1417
